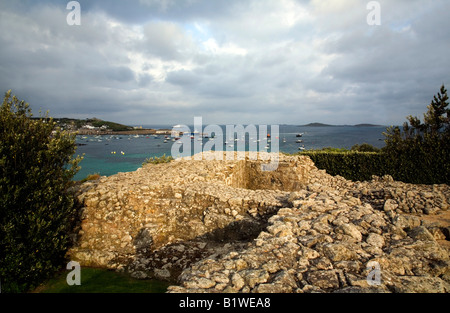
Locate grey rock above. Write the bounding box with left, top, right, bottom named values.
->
left=408, top=226, right=435, bottom=241
left=306, top=270, right=340, bottom=290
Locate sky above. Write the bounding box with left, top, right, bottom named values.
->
left=0, top=0, right=449, bottom=126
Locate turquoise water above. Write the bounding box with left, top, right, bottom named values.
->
left=73, top=125, right=387, bottom=181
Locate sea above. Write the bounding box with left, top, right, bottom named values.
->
left=73, top=124, right=388, bottom=181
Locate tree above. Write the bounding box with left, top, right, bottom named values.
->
left=383, top=85, right=450, bottom=184
left=0, top=90, right=82, bottom=292
left=408, top=84, right=450, bottom=138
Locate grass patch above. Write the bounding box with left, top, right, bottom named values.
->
left=34, top=267, right=171, bottom=293
left=142, top=154, right=174, bottom=166
left=78, top=173, right=101, bottom=183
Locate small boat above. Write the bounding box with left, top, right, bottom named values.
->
left=163, top=139, right=168, bottom=143
left=282, top=138, right=286, bottom=143
left=296, top=139, right=303, bottom=143
left=296, top=133, right=303, bottom=137
left=298, top=146, right=306, bottom=151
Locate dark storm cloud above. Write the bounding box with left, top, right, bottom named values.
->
left=0, top=0, right=449, bottom=125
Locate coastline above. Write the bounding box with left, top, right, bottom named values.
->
left=74, top=128, right=172, bottom=136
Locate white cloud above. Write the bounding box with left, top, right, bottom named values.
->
left=202, top=38, right=247, bottom=56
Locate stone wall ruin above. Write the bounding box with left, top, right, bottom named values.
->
left=67, top=152, right=450, bottom=292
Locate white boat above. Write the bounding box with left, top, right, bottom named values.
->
left=296, top=133, right=303, bottom=137
left=296, top=139, right=303, bottom=143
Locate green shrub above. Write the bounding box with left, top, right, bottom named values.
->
left=299, top=151, right=387, bottom=181
left=351, top=143, right=380, bottom=152
left=0, top=90, right=82, bottom=293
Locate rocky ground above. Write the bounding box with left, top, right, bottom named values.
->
left=167, top=173, right=450, bottom=293
left=68, top=152, right=450, bottom=293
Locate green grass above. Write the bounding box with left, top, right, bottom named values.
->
left=35, top=267, right=171, bottom=293
left=142, top=154, right=174, bottom=166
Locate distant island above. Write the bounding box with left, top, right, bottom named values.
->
left=33, top=117, right=171, bottom=135
left=300, top=122, right=333, bottom=127
left=299, top=122, right=382, bottom=127
left=354, top=123, right=382, bottom=127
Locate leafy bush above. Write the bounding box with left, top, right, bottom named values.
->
left=0, top=90, right=82, bottom=293
left=300, top=150, right=387, bottom=181
left=351, top=143, right=380, bottom=152
left=317, top=147, right=350, bottom=153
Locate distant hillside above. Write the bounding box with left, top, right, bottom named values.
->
left=58, top=117, right=133, bottom=132
left=32, top=117, right=134, bottom=132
